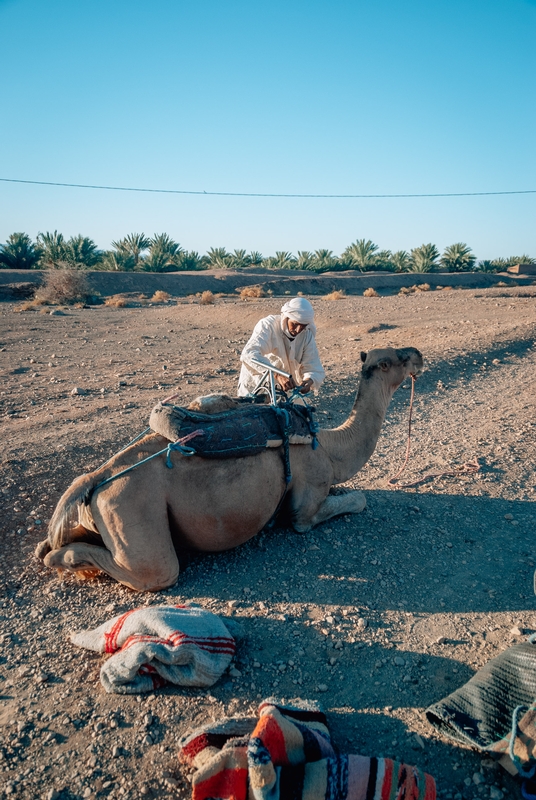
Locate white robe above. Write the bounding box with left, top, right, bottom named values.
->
left=238, top=314, right=325, bottom=397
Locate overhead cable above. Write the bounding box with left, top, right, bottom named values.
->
left=0, top=176, right=535, bottom=199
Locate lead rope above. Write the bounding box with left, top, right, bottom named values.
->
left=387, top=375, right=481, bottom=488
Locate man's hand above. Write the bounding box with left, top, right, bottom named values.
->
left=277, top=375, right=296, bottom=392
left=298, top=378, right=313, bottom=394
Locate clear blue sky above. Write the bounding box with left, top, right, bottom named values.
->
left=1, top=0, right=535, bottom=260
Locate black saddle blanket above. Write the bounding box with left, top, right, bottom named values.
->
left=149, top=401, right=317, bottom=458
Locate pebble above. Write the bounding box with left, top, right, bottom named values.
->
left=510, top=626, right=523, bottom=636
left=46, top=791, right=60, bottom=800
left=112, top=745, right=122, bottom=758
left=436, top=636, right=447, bottom=645
left=394, top=657, right=405, bottom=666
left=489, top=788, right=504, bottom=800
left=357, top=618, right=368, bottom=629
left=412, top=733, right=425, bottom=749
left=229, top=667, right=242, bottom=678
left=317, top=684, right=328, bottom=692
left=472, top=772, right=484, bottom=784
left=71, top=387, right=87, bottom=396
left=504, top=513, right=513, bottom=520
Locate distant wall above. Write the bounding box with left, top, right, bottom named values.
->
left=0, top=268, right=532, bottom=298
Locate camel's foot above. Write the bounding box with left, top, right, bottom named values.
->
left=35, top=538, right=51, bottom=560
left=310, top=490, right=366, bottom=528
left=44, top=543, right=179, bottom=592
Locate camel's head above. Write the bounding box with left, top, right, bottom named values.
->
left=360, top=347, right=424, bottom=389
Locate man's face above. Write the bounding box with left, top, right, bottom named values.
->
left=287, top=320, right=308, bottom=337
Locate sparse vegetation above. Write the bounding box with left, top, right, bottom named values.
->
left=239, top=285, right=265, bottom=299
left=363, top=287, right=379, bottom=297
left=33, top=269, right=92, bottom=305
left=323, top=290, right=346, bottom=300
left=150, top=290, right=171, bottom=303
left=199, top=290, right=215, bottom=304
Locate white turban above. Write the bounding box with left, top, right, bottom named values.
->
left=281, top=297, right=315, bottom=325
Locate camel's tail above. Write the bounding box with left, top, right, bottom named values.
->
left=45, top=472, right=101, bottom=554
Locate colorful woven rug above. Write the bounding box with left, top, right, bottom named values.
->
left=178, top=698, right=436, bottom=800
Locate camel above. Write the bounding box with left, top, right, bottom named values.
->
left=35, top=346, right=423, bottom=592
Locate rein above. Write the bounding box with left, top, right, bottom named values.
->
left=387, top=375, right=481, bottom=489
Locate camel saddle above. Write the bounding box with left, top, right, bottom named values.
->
left=149, top=400, right=318, bottom=459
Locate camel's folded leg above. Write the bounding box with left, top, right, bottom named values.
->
left=43, top=543, right=179, bottom=592
left=294, top=490, right=366, bottom=532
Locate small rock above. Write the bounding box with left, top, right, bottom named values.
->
left=472, top=771, right=484, bottom=784
left=504, top=513, right=513, bottom=520
left=227, top=600, right=238, bottom=608
left=46, top=791, right=60, bottom=800
left=489, top=788, right=504, bottom=800
left=412, top=733, right=425, bottom=749
left=229, top=667, right=242, bottom=678
left=436, top=636, right=447, bottom=645
left=394, top=656, right=405, bottom=666
left=112, top=745, right=121, bottom=757
left=317, top=684, right=328, bottom=692
left=71, top=387, right=87, bottom=396
left=356, top=618, right=368, bottom=629
left=165, top=776, right=179, bottom=788
left=511, top=626, right=523, bottom=636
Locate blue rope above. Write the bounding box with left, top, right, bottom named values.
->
left=508, top=705, right=536, bottom=778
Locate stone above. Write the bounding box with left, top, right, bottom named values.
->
left=436, top=636, right=447, bottom=644
left=71, top=387, right=87, bottom=396
left=229, top=667, right=242, bottom=678
left=112, top=745, right=122, bottom=758
left=510, top=626, right=523, bottom=636
left=489, top=788, right=504, bottom=800
left=45, top=791, right=60, bottom=800
left=504, top=513, right=513, bottom=520
left=472, top=772, right=484, bottom=784
left=394, top=657, right=405, bottom=666
left=317, top=684, right=328, bottom=692
left=357, top=618, right=368, bottom=629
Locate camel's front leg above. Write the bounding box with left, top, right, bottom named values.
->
left=292, top=488, right=366, bottom=533
left=44, top=542, right=179, bottom=592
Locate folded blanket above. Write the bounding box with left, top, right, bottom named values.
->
left=426, top=640, right=536, bottom=777
left=179, top=698, right=436, bottom=800
left=71, top=605, right=236, bottom=694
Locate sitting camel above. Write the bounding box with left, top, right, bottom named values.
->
left=36, top=347, right=423, bottom=591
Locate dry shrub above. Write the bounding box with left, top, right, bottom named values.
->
left=416, top=283, right=431, bottom=292
left=323, top=290, right=346, bottom=300
left=363, top=287, right=379, bottom=297
left=34, top=269, right=91, bottom=305
left=442, top=286, right=453, bottom=291
left=13, top=302, right=35, bottom=312
left=199, top=290, right=215, bottom=305
left=494, top=281, right=508, bottom=287
left=399, top=286, right=411, bottom=295
left=150, top=290, right=171, bottom=303
left=239, top=285, right=265, bottom=299
left=105, top=295, right=128, bottom=308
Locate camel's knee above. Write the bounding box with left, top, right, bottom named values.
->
left=44, top=547, right=91, bottom=571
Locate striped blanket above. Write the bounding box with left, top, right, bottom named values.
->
left=179, top=699, right=436, bottom=800
left=71, top=605, right=236, bottom=694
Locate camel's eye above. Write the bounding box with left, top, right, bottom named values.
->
left=378, top=360, right=391, bottom=371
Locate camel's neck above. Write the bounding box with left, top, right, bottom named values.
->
left=318, top=375, right=396, bottom=484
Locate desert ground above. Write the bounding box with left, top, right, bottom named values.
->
left=1, top=283, right=535, bottom=800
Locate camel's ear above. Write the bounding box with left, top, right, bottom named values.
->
left=360, top=351, right=367, bottom=363
left=378, top=359, right=392, bottom=371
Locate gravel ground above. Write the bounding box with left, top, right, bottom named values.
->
left=1, top=286, right=535, bottom=800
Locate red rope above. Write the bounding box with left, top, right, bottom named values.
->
left=387, top=375, right=481, bottom=489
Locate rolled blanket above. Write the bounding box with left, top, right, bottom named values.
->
left=71, top=605, right=236, bottom=694
left=426, top=640, right=536, bottom=777
left=178, top=698, right=436, bottom=800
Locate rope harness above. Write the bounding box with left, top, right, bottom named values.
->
left=387, top=375, right=481, bottom=488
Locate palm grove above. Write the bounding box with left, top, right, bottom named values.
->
left=0, top=231, right=533, bottom=273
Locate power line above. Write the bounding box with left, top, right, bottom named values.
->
left=0, top=176, right=535, bottom=199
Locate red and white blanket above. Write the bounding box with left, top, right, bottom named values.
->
left=71, top=604, right=236, bottom=694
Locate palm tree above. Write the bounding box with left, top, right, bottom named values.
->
left=342, top=239, right=379, bottom=271
left=206, top=247, right=231, bottom=269
left=229, top=249, right=249, bottom=269
left=440, top=243, right=476, bottom=272
left=272, top=251, right=296, bottom=269
left=296, top=251, right=315, bottom=270
left=143, top=234, right=184, bottom=272
left=63, top=235, right=102, bottom=268
left=312, top=249, right=337, bottom=271
left=111, top=233, right=151, bottom=269
left=409, top=243, right=440, bottom=273
left=0, top=232, right=41, bottom=269
left=178, top=251, right=209, bottom=271
left=36, top=230, right=67, bottom=267
left=390, top=250, right=410, bottom=272
left=248, top=251, right=263, bottom=266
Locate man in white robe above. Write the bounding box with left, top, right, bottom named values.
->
left=238, top=297, right=325, bottom=397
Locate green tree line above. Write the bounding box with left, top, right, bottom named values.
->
left=0, top=231, right=533, bottom=274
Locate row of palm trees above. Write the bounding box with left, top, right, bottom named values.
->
left=0, top=231, right=532, bottom=274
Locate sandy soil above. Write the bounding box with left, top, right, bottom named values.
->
left=1, top=286, right=535, bottom=800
